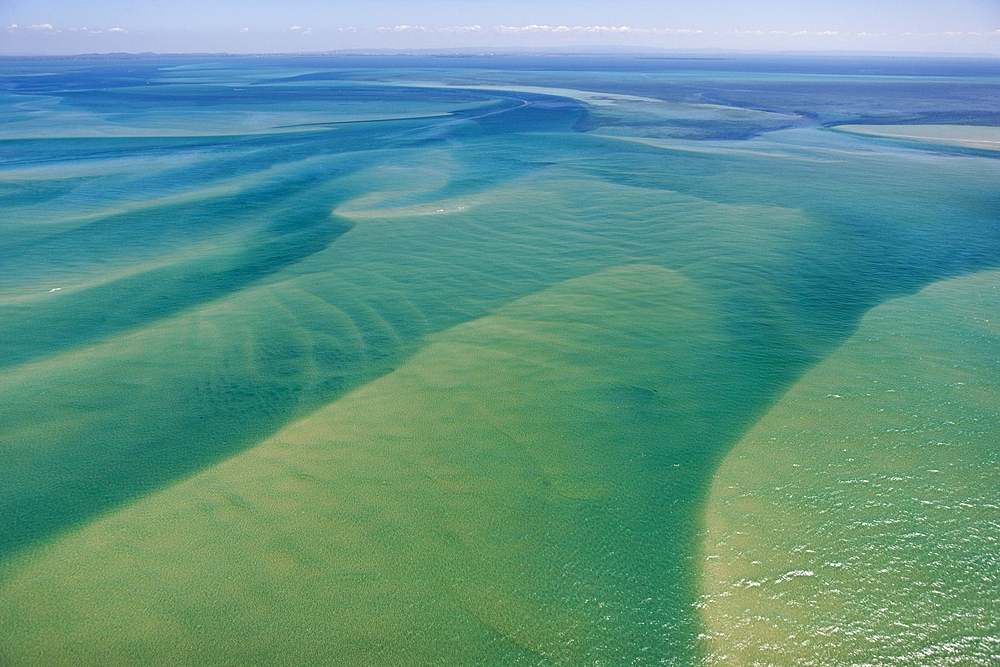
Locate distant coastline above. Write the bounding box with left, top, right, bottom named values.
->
left=3, top=48, right=1000, bottom=61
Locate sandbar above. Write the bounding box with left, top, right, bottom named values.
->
left=832, top=123, right=1000, bottom=151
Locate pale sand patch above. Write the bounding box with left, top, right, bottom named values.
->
left=593, top=133, right=837, bottom=164
left=383, top=79, right=665, bottom=106
left=334, top=193, right=481, bottom=220
left=0, top=108, right=475, bottom=140
left=386, top=79, right=793, bottom=120
left=832, top=124, right=1000, bottom=151
left=0, top=227, right=261, bottom=306
left=0, top=151, right=337, bottom=229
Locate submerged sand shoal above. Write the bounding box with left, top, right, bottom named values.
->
left=0, top=263, right=720, bottom=666
left=832, top=124, right=1000, bottom=151
left=700, top=270, right=1000, bottom=666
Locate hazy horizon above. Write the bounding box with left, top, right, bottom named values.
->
left=4, top=0, right=999, bottom=56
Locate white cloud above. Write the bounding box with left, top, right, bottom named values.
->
left=241, top=27, right=249, bottom=33
left=494, top=25, right=637, bottom=35
left=490, top=25, right=719, bottom=37
left=301, top=28, right=312, bottom=35
left=338, top=27, right=358, bottom=32
left=497, top=25, right=557, bottom=33
left=377, top=24, right=641, bottom=35
left=28, top=23, right=54, bottom=30
left=108, top=27, right=127, bottom=33
left=580, top=26, right=634, bottom=33
left=378, top=25, right=430, bottom=32
left=375, top=24, right=484, bottom=34
left=289, top=26, right=303, bottom=30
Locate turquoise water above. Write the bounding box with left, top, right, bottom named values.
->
left=0, top=56, right=998, bottom=664
left=701, top=270, right=1000, bottom=665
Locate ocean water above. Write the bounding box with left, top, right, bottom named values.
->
left=701, top=271, right=1000, bottom=665
left=0, top=55, right=998, bottom=665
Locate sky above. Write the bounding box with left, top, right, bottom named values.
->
left=3, top=0, right=1000, bottom=55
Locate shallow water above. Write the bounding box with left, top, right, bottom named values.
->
left=701, top=271, right=1000, bottom=665
left=1, top=55, right=998, bottom=664
left=833, top=124, right=1000, bottom=153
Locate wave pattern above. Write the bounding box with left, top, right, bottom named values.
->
left=1, top=57, right=999, bottom=664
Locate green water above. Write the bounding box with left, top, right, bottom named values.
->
left=0, top=265, right=719, bottom=664
left=701, top=271, right=1000, bottom=665
left=1, top=56, right=998, bottom=664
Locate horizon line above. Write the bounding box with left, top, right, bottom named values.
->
left=4, top=46, right=1000, bottom=60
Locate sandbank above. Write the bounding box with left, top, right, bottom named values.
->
left=832, top=124, right=1000, bottom=151
left=699, top=269, right=1000, bottom=665
left=0, top=264, right=718, bottom=666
